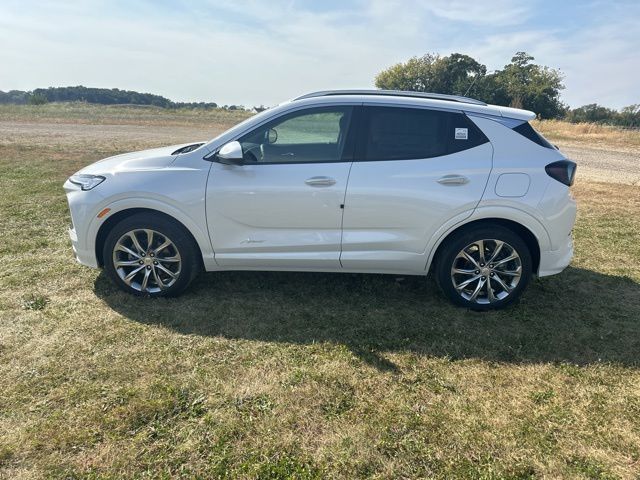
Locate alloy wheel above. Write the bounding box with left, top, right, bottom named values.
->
left=112, top=229, right=182, bottom=294
left=450, top=239, right=522, bottom=305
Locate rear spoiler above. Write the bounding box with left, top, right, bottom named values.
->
left=497, top=106, right=536, bottom=121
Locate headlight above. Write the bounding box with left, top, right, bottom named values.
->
left=68, top=174, right=106, bottom=191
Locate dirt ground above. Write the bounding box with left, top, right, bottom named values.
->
left=0, top=121, right=217, bottom=152
left=559, top=142, right=640, bottom=186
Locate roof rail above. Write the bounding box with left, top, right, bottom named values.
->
left=294, top=89, right=487, bottom=106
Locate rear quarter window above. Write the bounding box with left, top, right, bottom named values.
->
left=512, top=122, right=556, bottom=149
left=361, top=106, right=489, bottom=161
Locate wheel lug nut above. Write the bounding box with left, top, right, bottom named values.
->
left=150, top=253, right=154, bottom=257
left=146, top=266, right=151, bottom=270
left=153, top=261, right=158, bottom=265
left=475, top=270, right=480, bottom=274
left=139, top=260, right=143, bottom=265
left=480, top=263, right=485, bottom=267
left=490, top=272, right=494, bottom=277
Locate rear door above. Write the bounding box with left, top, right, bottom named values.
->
left=340, top=105, right=493, bottom=272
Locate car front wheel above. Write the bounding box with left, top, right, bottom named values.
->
left=435, top=225, right=532, bottom=310
left=103, top=213, right=200, bottom=297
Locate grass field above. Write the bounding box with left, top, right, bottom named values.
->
left=1, top=104, right=639, bottom=479
left=533, top=119, right=640, bottom=150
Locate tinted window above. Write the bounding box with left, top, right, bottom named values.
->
left=238, top=106, right=353, bottom=164
left=362, top=107, right=488, bottom=161
left=512, top=122, right=555, bottom=149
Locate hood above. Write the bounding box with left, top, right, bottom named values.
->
left=78, top=142, right=205, bottom=175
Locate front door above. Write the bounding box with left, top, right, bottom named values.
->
left=206, top=105, right=355, bottom=269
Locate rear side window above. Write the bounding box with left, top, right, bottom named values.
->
left=361, top=107, right=488, bottom=161
left=512, top=122, right=555, bottom=149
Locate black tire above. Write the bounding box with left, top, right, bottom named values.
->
left=103, top=212, right=201, bottom=297
left=435, top=224, right=532, bottom=311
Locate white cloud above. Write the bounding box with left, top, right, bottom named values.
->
left=420, top=0, right=531, bottom=26
left=558, top=19, right=640, bottom=108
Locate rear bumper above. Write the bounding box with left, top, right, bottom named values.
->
left=538, top=233, right=573, bottom=277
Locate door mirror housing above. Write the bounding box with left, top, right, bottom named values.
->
left=216, top=141, right=244, bottom=165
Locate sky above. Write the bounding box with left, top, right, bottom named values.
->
left=0, top=0, right=638, bottom=109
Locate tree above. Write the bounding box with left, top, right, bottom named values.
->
left=375, top=53, right=485, bottom=96
left=619, top=104, right=640, bottom=127
left=565, top=104, right=617, bottom=124
left=434, top=53, right=487, bottom=96
left=486, top=52, right=566, bottom=118
left=375, top=51, right=567, bottom=119
left=494, top=52, right=535, bottom=108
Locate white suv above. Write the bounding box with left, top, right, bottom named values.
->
left=64, top=90, right=577, bottom=310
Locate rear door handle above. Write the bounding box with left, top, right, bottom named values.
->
left=437, top=174, right=469, bottom=186
left=305, top=176, right=336, bottom=187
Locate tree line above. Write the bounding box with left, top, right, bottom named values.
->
left=0, top=86, right=225, bottom=109
left=564, top=103, right=640, bottom=127
left=375, top=52, right=639, bottom=126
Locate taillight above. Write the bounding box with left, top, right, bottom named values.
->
left=545, top=160, right=576, bottom=186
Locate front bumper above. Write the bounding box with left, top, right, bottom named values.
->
left=68, top=226, right=99, bottom=268
left=65, top=178, right=101, bottom=268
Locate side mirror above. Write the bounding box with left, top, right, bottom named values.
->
left=216, top=141, right=244, bottom=165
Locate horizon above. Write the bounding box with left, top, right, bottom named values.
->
left=1, top=1, right=638, bottom=109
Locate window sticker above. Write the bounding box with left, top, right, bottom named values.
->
left=455, top=128, right=468, bottom=140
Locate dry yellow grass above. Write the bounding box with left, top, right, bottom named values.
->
left=1, top=104, right=639, bottom=479
left=0, top=102, right=252, bottom=127
left=533, top=119, right=640, bottom=149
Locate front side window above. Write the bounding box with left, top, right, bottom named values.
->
left=238, top=106, right=353, bottom=164
left=362, top=107, right=488, bottom=161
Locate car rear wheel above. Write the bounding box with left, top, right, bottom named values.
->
left=435, top=225, right=532, bottom=310
left=103, top=213, right=200, bottom=297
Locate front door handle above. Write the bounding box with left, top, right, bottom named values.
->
left=305, top=176, right=336, bottom=187
left=437, top=174, right=470, bottom=186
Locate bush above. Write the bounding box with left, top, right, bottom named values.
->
left=27, top=93, right=48, bottom=105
